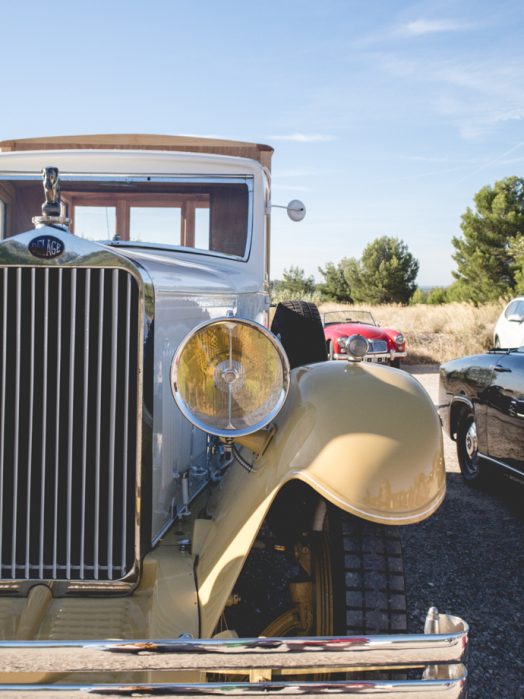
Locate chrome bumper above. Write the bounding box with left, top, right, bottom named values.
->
left=0, top=609, right=468, bottom=697
left=333, top=351, right=407, bottom=362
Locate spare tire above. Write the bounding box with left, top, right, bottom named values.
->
left=271, top=301, right=327, bottom=369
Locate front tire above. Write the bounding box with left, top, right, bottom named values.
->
left=336, top=510, right=406, bottom=634
left=457, top=412, right=484, bottom=483
left=224, top=488, right=406, bottom=638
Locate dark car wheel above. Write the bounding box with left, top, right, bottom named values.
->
left=457, top=412, right=484, bottom=483
left=225, top=492, right=406, bottom=640
left=390, top=358, right=401, bottom=369
left=334, top=508, right=407, bottom=636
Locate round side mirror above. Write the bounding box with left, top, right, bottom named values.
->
left=287, top=199, right=306, bottom=222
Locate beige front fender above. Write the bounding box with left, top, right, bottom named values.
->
left=196, top=361, right=444, bottom=636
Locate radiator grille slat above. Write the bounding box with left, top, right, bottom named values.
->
left=66, top=268, right=76, bottom=578
left=80, top=269, right=90, bottom=579
left=0, top=266, right=139, bottom=583
left=53, top=268, right=62, bottom=579
left=12, top=269, right=21, bottom=577
left=25, top=268, right=36, bottom=578
left=122, top=276, right=131, bottom=576
left=94, top=270, right=104, bottom=580
left=39, top=268, right=49, bottom=578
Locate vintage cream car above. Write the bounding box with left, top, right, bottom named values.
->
left=0, top=135, right=468, bottom=695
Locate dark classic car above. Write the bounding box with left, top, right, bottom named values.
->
left=323, top=310, right=406, bottom=366
left=440, top=347, right=524, bottom=484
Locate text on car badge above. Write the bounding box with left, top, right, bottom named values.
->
left=28, top=234, right=64, bottom=259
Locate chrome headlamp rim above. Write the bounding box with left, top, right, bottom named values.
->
left=171, top=316, right=290, bottom=438
left=346, top=333, right=369, bottom=360
left=395, top=332, right=405, bottom=346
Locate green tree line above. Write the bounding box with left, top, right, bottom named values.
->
left=271, top=176, right=524, bottom=305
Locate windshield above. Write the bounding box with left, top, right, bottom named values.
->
left=0, top=177, right=253, bottom=259
left=323, top=310, right=376, bottom=326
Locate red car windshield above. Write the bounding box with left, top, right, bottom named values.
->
left=323, top=310, right=376, bottom=326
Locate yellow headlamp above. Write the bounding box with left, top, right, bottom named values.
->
left=171, top=318, right=290, bottom=437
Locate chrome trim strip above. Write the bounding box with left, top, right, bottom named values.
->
left=52, top=268, right=63, bottom=579
left=333, top=352, right=407, bottom=361
left=39, top=269, right=49, bottom=577
left=107, top=270, right=119, bottom=580
left=94, top=270, right=104, bottom=580
left=121, top=275, right=131, bottom=576
left=0, top=675, right=468, bottom=697
left=25, top=268, right=36, bottom=578
left=12, top=269, right=21, bottom=577
left=0, top=617, right=469, bottom=674
left=478, top=452, right=524, bottom=478
left=80, top=269, right=91, bottom=579
left=66, top=268, right=77, bottom=579
left=0, top=174, right=255, bottom=185
left=364, top=352, right=407, bottom=360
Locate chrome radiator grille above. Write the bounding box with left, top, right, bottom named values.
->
left=0, top=267, right=139, bottom=582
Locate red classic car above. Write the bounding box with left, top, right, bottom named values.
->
left=323, top=310, right=407, bottom=367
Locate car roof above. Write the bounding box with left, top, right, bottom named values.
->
left=0, top=134, right=274, bottom=170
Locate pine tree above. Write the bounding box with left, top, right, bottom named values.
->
left=346, top=237, right=418, bottom=305
left=317, top=260, right=353, bottom=301
left=452, top=177, right=524, bottom=302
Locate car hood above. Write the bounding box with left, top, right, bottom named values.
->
left=330, top=323, right=384, bottom=340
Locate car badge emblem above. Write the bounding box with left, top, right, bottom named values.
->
left=28, top=234, right=64, bottom=259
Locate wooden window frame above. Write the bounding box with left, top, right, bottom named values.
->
left=0, top=182, right=15, bottom=238
left=62, top=192, right=209, bottom=244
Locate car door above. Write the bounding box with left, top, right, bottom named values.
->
left=486, top=349, right=524, bottom=474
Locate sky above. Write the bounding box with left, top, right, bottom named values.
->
left=2, top=0, right=524, bottom=286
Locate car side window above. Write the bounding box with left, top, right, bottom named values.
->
left=515, top=301, right=524, bottom=318
left=505, top=301, right=519, bottom=318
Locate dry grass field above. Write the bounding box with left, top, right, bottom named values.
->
left=318, top=301, right=504, bottom=364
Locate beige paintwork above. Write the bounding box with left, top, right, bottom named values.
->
left=196, top=360, right=445, bottom=636
left=0, top=527, right=198, bottom=653
left=0, top=361, right=444, bottom=647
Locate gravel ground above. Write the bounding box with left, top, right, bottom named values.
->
left=403, top=365, right=524, bottom=699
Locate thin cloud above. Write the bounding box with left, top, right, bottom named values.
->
left=402, top=155, right=481, bottom=165
left=268, top=133, right=336, bottom=143
left=374, top=50, right=524, bottom=139
left=452, top=140, right=524, bottom=183
left=396, top=19, right=471, bottom=37
left=356, top=18, right=473, bottom=46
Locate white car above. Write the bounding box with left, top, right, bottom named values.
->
left=494, top=297, right=524, bottom=348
